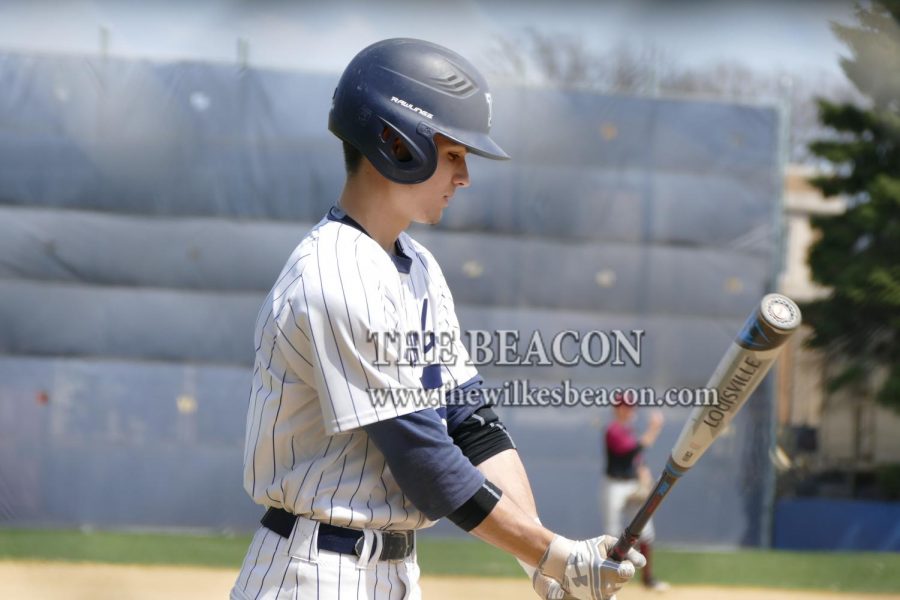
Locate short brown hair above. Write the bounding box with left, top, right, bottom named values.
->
left=342, top=141, right=362, bottom=176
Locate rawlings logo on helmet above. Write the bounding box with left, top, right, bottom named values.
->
left=485, top=92, right=493, bottom=128
left=390, top=96, right=433, bottom=120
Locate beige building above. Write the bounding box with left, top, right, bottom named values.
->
left=778, top=165, right=900, bottom=470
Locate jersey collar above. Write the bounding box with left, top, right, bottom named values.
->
left=327, top=206, right=413, bottom=274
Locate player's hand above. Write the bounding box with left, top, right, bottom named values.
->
left=537, top=535, right=646, bottom=600
left=531, top=570, right=575, bottom=600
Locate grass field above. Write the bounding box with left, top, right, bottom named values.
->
left=1, top=529, right=898, bottom=594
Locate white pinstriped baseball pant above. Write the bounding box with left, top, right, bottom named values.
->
left=231, top=516, right=421, bottom=600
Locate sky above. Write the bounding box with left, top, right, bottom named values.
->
left=0, top=0, right=857, bottom=81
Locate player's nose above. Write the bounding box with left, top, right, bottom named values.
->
left=453, top=156, right=470, bottom=188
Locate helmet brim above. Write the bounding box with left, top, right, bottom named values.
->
left=445, top=131, right=510, bottom=161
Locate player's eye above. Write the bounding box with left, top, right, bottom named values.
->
left=448, top=152, right=460, bottom=161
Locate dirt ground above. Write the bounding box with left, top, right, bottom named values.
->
left=2, top=561, right=899, bottom=600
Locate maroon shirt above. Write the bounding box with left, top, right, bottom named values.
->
left=605, top=421, right=643, bottom=479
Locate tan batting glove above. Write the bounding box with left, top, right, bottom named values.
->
left=518, top=516, right=577, bottom=600
left=519, top=557, right=574, bottom=600
left=531, top=569, right=573, bottom=600
left=537, top=535, right=646, bottom=600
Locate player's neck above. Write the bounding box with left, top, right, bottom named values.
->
left=338, top=176, right=410, bottom=255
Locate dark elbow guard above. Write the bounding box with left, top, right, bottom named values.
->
left=450, top=406, right=516, bottom=466
left=446, top=479, right=503, bottom=532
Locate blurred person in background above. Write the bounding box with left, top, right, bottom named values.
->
left=603, top=392, right=669, bottom=592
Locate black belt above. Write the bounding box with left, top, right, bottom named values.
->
left=261, top=507, right=415, bottom=561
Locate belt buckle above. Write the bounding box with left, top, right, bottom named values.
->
left=384, top=531, right=414, bottom=561
left=402, top=531, right=415, bottom=556
left=353, top=530, right=414, bottom=561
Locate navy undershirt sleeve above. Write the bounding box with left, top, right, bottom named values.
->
left=445, top=375, right=487, bottom=434
left=363, top=408, right=486, bottom=521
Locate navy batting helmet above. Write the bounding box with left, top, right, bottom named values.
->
left=328, top=38, right=509, bottom=184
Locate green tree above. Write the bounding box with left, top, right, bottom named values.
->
left=805, top=1, right=900, bottom=410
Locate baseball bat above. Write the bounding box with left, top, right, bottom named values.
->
left=609, top=293, right=802, bottom=561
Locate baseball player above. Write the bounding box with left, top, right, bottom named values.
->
left=603, top=395, right=668, bottom=592
left=231, top=38, right=644, bottom=600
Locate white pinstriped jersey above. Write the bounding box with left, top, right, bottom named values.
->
left=242, top=209, right=478, bottom=531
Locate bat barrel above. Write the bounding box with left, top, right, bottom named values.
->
left=608, top=294, right=801, bottom=563
left=671, top=294, right=802, bottom=470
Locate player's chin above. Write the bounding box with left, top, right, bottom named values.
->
left=414, top=209, right=445, bottom=226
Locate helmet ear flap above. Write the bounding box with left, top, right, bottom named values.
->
left=381, top=125, right=413, bottom=163
left=370, top=118, right=437, bottom=183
